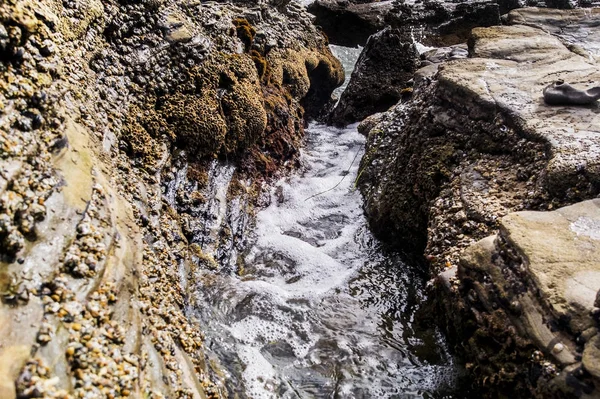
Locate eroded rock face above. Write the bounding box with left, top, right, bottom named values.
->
left=308, top=0, right=501, bottom=47
left=329, top=27, right=419, bottom=126
left=359, top=11, right=600, bottom=268
left=439, top=200, right=600, bottom=398
left=0, top=0, right=343, bottom=398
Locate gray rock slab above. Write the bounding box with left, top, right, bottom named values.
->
left=440, top=23, right=600, bottom=196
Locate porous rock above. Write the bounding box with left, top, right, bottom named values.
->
left=356, top=6, right=600, bottom=397
left=0, top=0, right=343, bottom=398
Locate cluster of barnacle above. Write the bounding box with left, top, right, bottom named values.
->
left=0, top=2, right=64, bottom=260
left=39, top=275, right=75, bottom=318
left=15, top=358, right=71, bottom=399
left=1, top=271, right=30, bottom=304
left=19, top=281, right=141, bottom=399
left=138, top=243, right=223, bottom=398
left=63, top=184, right=110, bottom=278
left=531, top=350, right=558, bottom=377
left=0, top=155, right=56, bottom=257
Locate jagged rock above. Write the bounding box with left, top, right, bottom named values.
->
left=358, top=11, right=600, bottom=262
left=329, top=27, right=419, bottom=126
left=439, top=199, right=600, bottom=397
left=356, top=6, right=600, bottom=397
left=308, top=0, right=393, bottom=46
left=309, top=0, right=501, bottom=47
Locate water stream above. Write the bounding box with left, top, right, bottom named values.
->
left=187, top=46, right=468, bottom=398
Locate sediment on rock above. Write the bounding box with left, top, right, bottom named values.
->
left=0, top=0, right=343, bottom=398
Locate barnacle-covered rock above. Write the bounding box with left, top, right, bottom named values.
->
left=0, top=0, right=343, bottom=398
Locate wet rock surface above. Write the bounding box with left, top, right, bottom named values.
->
left=0, top=0, right=343, bottom=398
left=356, top=6, right=600, bottom=397
left=329, top=27, right=419, bottom=127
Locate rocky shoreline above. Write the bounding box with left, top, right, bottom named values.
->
left=347, top=5, right=600, bottom=398
left=1, top=0, right=599, bottom=398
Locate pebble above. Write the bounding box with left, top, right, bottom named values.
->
left=552, top=342, right=565, bottom=354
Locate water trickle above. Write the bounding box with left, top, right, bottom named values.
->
left=187, top=45, right=468, bottom=398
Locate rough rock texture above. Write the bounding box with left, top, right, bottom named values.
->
left=438, top=200, right=600, bottom=398
left=505, top=7, right=600, bottom=59
left=308, top=0, right=394, bottom=46
left=336, top=37, right=469, bottom=128
left=329, top=27, right=419, bottom=126
left=0, top=0, right=342, bottom=398
left=357, top=6, right=600, bottom=397
left=309, top=0, right=501, bottom=47
left=359, top=10, right=600, bottom=269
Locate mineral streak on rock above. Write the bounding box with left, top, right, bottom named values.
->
left=0, top=0, right=343, bottom=398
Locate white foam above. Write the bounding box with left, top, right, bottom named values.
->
left=198, top=122, right=461, bottom=397
left=330, top=44, right=364, bottom=100
left=234, top=123, right=370, bottom=398
left=237, top=346, right=279, bottom=399
left=414, top=41, right=435, bottom=55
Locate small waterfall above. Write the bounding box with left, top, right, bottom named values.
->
left=181, top=45, right=468, bottom=398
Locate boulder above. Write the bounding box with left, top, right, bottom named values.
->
left=308, top=0, right=394, bottom=46
left=505, top=7, right=600, bottom=59
left=329, top=27, right=420, bottom=126
left=358, top=10, right=600, bottom=263
left=439, top=199, right=600, bottom=397
left=309, top=0, right=501, bottom=47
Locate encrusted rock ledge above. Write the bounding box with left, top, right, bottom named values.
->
left=356, top=7, right=600, bottom=397
left=0, top=0, right=343, bottom=397
left=439, top=200, right=600, bottom=397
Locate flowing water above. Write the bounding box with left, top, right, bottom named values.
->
left=187, top=46, right=468, bottom=398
